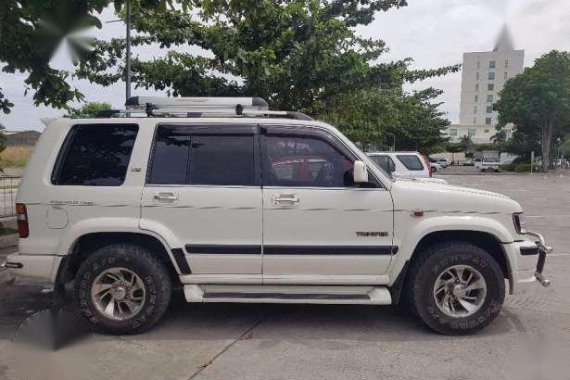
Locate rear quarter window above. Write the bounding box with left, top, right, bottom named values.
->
left=396, top=155, right=425, bottom=171
left=51, top=124, right=139, bottom=186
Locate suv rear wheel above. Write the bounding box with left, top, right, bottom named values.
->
left=405, top=241, right=505, bottom=335
left=75, top=243, right=172, bottom=335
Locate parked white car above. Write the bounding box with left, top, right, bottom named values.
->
left=367, top=152, right=447, bottom=184
left=2, top=97, right=552, bottom=335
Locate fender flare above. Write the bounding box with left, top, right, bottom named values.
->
left=388, top=215, right=514, bottom=286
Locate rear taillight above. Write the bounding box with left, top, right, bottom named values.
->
left=16, top=203, right=29, bottom=238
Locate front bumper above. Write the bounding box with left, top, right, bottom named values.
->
left=507, top=231, right=552, bottom=294
left=526, top=231, right=552, bottom=287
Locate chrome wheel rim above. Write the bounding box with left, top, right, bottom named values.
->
left=433, top=264, right=487, bottom=318
left=91, top=267, right=146, bottom=321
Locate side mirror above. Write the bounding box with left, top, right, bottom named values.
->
left=353, top=160, right=369, bottom=183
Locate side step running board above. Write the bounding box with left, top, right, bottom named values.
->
left=183, top=285, right=392, bottom=305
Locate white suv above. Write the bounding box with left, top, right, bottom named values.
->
left=3, top=97, right=551, bottom=335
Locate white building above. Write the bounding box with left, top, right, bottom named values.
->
left=446, top=27, right=523, bottom=144
left=444, top=124, right=512, bottom=144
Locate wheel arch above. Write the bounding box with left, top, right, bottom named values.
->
left=410, top=230, right=510, bottom=280
left=389, top=220, right=514, bottom=304
left=55, top=231, right=183, bottom=302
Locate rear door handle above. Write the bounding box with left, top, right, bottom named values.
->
left=153, top=192, right=178, bottom=203
left=272, top=193, right=300, bottom=207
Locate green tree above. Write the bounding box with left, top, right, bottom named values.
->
left=67, top=102, right=112, bottom=118
left=495, top=51, right=570, bottom=171
left=77, top=1, right=458, bottom=115
left=458, top=136, right=474, bottom=151
left=319, top=87, right=450, bottom=153
left=0, top=0, right=170, bottom=113
left=490, top=129, right=506, bottom=144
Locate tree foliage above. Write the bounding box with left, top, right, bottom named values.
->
left=0, top=0, right=167, bottom=113
left=75, top=0, right=458, bottom=152
left=2, top=0, right=459, bottom=153
left=67, top=101, right=112, bottom=118
left=319, top=88, right=450, bottom=153
left=495, top=50, right=570, bottom=170
left=79, top=0, right=458, bottom=113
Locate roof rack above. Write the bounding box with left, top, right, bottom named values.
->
left=106, top=96, right=314, bottom=121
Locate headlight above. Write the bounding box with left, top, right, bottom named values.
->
left=513, top=212, right=527, bottom=234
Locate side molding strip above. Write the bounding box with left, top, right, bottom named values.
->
left=184, top=245, right=398, bottom=255
left=172, top=248, right=192, bottom=274
left=185, top=245, right=261, bottom=255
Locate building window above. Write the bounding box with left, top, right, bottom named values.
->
left=474, top=94, right=479, bottom=102
left=488, top=72, right=495, bottom=80
left=487, top=94, right=494, bottom=103
left=504, top=71, right=508, bottom=80
left=505, top=59, right=509, bottom=68
left=473, top=117, right=477, bottom=124
left=476, top=72, right=480, bottom=81
left=475, top=84, right=479, bottom=91
left=473, top=106, right=478, bottom=114
left=477, top=61, right=481, bottom=69
left=486, top=117, right=492, bottom=125
left=505, top=129, right=512, bottom=139
left=449, top=128, right=458, bottom=137
left=489, top=60, right=496, bottom=69
left=485, top=129, right=490, bottom=133
left=488, top=83, right=494, bottom=91
left=468, top=128, right=476, bottom=137
left=486, top=105, right=493, bottom=113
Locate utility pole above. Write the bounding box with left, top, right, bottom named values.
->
left=125, top=0, right=132, bottom=102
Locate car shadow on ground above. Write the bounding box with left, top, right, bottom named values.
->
left=1, top=284, right=515, bottom=345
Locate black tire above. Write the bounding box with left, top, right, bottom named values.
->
left=405, top=241, right=505, bottom=335
left=75, top=244, right=172, bottom=335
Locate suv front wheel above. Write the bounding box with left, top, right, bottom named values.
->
left=75, top=243, right=172, bottom=335
left=406, top=241, right=505, bottom=335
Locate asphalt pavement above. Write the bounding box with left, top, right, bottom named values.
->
left=1, top=172, right=569, bottom=380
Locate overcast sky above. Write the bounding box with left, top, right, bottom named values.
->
left=1, top=0, right=569, bottom=131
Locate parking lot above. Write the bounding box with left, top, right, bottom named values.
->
left=1, top=172, right=569, bottom=380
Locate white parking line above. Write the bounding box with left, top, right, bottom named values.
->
left=550, top=253, right=570, bottom=257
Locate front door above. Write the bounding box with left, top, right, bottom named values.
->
left=140, top=123, right=263, bottom=281
left=261, top=125, right=394, bottom=284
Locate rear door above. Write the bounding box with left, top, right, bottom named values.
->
left=261, top=125, right=395, bottom=284
left=140, top=123, right=263, bottom=281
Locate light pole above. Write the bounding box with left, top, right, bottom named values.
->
left=125, top=0, right=132, bottom=102
left=106, top=0, right=132, bottom=103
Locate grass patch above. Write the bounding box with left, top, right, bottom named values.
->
left=0, top=146, right=34, bottom=168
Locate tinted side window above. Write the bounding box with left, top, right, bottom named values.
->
left=396, top=155, right=424, bottom=171
left=52, top=124, right=138, bottom=186
left=149, top=126, right=191, bottom=185
left=148, top=125, right=256, bottom=186
left=265, top=134, right=354, bottom=187
left=189, top=135, right=255, bottom=186
left=370, top=155, right=395, bottom=173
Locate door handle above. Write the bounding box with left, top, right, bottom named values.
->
left=272, top=193, right=300, bottom=207
left=153, top=192, right=178, bottom=203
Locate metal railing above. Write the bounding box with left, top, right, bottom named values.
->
left=0, top=176, right=20, bottom=218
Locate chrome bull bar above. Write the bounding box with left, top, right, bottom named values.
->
left=525, top=231, right=552, bottom=287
